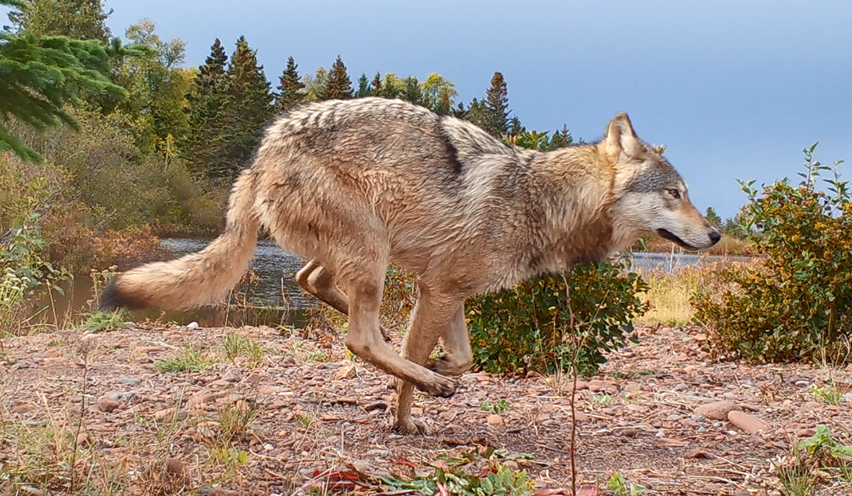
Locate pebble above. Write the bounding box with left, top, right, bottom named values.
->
left=10, top=361, right=36, bottom=371
left=727, top=411, right=769, bottom=434
left=97, top=397, right=121, bottom=413
left=333, top=363, right=357, bottom=381
left=119, top=377, right=142, bottom=385
left=222, top=367, right=242, bottom=383
left=694, top=400, right=740, bottom=420
left=588, top=380, right=618, bottom=394
left=486, top=414, right=503, bottom=426
left=797, top=428, right=816, bottom=438
left=186, top=322, right=199, bottom=330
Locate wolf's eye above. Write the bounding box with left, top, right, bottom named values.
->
left=668, top=189, right=681, bottom=199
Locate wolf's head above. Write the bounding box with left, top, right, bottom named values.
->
left=602, top=113, right=721, bottom=251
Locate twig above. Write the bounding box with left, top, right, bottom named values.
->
left=563, top=274, right=578, bottom=496
left=70, top=345, right=90, bottom=492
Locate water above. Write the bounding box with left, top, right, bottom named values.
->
left=29, top=238, right=754, bottom=330
left=626, top=251, right=753, bottom=273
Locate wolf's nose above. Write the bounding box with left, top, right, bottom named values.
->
left=708, top=231, right=721, bottom=244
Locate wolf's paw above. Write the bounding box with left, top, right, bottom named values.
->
left=425, top=356, right=468, bottom=377
left=392, top=416, right=431, bottom=435
left=386, top=376, right=401, bottom=391
left=416, top=374, right=457, bottom=398
left=379, top=324, right=392, bottom=343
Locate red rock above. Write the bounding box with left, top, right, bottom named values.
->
left=486, top=414, right=503, bottom=426
left=333, top=363, right=357, bottom=380
left=728, top=411, right=769, bottom=433
left=694, top=400, right=740, bottom=420
left=97, top=397, right=121, bottom=413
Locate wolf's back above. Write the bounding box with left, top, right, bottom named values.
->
left=100, top=169, right=259, bottom=312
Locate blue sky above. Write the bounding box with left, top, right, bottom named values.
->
left=8, top=1, right=852, bottom=219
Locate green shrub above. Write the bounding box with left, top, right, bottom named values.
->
left=465, top=257, right=650, bottom=377
left=692, top=144, right=852, bottom=363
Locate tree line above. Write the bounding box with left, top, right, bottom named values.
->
left=1, top=0, right=744, bottom=249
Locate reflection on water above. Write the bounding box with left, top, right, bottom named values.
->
left=28, top=238, right=754, bottom=330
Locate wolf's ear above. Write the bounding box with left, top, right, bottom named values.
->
left=605, top=112, right=643, bottom=160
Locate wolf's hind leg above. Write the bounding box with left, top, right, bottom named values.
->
left=340, top=260, right=456, bottom=401
left=424, top=303, right=473, bottom=377
left=295, top=259, right=391, bottom=342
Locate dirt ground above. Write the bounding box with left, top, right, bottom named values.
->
left=1, top=322, right=851, bottom=496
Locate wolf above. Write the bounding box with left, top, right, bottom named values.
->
left=100, top=97, right=720, bottom=434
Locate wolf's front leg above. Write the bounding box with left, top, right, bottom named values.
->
left=393, top=291, right=462, bottom=434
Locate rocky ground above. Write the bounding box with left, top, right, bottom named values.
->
left=1, top=322, right=851, bottom=496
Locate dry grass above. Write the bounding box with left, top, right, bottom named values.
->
left=635, top=260, right=746, bottom=326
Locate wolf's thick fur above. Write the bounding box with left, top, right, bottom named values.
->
left=101, top=97, right=719, bottom=434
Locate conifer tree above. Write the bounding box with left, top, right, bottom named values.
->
left=274, top=56, right=305, bottom=112
left=0, top=0, right=128, bottom=162
left=355, top=73, right=371, bottom=98
left=483, top=71, right=510, bottom=138
left=8, top=0, right=112, bottom=43
left=322, top=55, right=353, bottom=100
left=221, top=35, right=273, bottom=177
left=452, top=102, right=467, bottom=120
left=465, top=97, right=488, bottom=130
left=182, top=38, right=231, bottom=176
left=401, top=76, right=422, bottom=105
left=370, top=72, right=382, bottom=97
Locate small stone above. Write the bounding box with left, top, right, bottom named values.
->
left=222, top=367, right=242, bottom=383
left=572, top=411, right=590, bottom=422
left=10, top=360, right=36, bottom=371
left=684, top=448, right=712, bottom=458
left=728, top=411, right=769, bottom=434
left=186, top=322, right=199, bottom=330
left=486, top=414, right=504, bottom=426
left=166, top=458, right=186, bottom=476
left=136, top=346, right=167, bottom=354
left=120, top=377, right=142, bottom=385
left=588, top=380, right=618, bottom=393
left=97, top=397, right=121, bottom=413
left=623, top=383, right=641, bottom=394
left=694, top=400, right=740, bottom=420
left=673, top=383, right=689, bottom=392
left=186, top=390, right=218, bottom=409
left=333, top=363, right=357, bottom=381
left=154, top=408, right=187, bottom=421
left=797, top=428, right=816, bottom=438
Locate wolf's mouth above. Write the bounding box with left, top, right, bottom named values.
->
left=656, top=228, right=698, bottom=250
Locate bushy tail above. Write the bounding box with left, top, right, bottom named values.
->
left=100, top=169, right=260, bottom=311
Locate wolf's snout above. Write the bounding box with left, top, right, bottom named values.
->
left=708, top=231, right=721, bottom=245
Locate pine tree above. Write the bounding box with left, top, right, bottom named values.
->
left=0, top=0, right=128, bottom=162
left=465, top=97, right=488, bottom=130
left=705, top=207, right=722, bottom=228
left=274, top=56, right=305, bottom=113
left=483, top=71, right=510, bottom=138
left=452, top=102, right=467, bottom=120
left=221, top=35, right=273, bottom=178
left=7, top=0, right=112, bottom=43
left=322, top=55, right=353, bottom=100
left=355, top=73, right=372, bottom=98
left=508, top=116, right=523, bottom=137
left=401, top=76, right=422, bottom=105
left=370, top=72, right=383, bottom=97
left=182, top=38, right=231, bottom=176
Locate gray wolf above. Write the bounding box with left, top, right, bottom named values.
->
left=100, top=97, right=720, bottom=434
